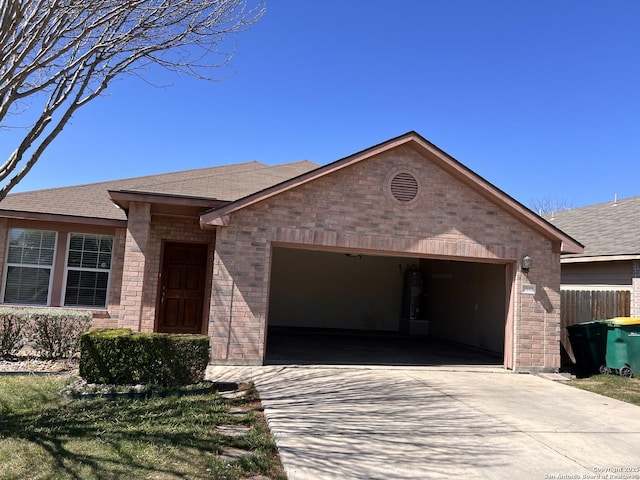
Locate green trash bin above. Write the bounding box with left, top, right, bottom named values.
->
left=604, top=317, right=640, bottom=377
left=566, top=321, right=608, bottom=375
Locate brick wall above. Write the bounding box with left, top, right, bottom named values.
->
left=209, top=145, right=562, bottom=371
left=118, top=202, right=151, bottom=330
left=120, top=212, right=216, bottom=333
left=0, top=218, right=124, bottom=330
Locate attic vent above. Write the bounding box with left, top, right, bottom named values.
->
left=390, top=172, right=419, bottom=202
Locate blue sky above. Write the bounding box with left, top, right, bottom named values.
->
left=7, top=1, right=640, bottom=209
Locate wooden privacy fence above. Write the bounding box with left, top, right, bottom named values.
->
left=560, top=289, right=631, bottom=364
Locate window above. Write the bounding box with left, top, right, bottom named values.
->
left=3, top=229, right=57, bottom=305
left=64, top=233, right=113, bottom=308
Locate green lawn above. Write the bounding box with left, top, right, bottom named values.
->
left=569, top=374, right=640, bottom=406
left=0, top=375, right=285, bottom=480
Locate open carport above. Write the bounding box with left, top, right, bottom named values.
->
left=266, top=246, right=507, bottom=366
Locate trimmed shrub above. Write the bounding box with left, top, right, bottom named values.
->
left=79, top=329, right=210, bottom=387
left=28, top=309, right=93, bottom=358
left=0, top=308, right=30, bottom=357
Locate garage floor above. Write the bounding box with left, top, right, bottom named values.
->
left=265, top=328, right=503, bottom=367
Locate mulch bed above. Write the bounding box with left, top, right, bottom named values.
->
left=0, top=355, right=77, bottom=375
left=1, top=344, right=78, bottom=374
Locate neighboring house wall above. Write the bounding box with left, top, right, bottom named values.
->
left=208, top=145, right=562, bottom=371
left=561, top=261, right=632, bottom=287
left=633, top=260, right=640, bottom=317
left=560, top=260, right=638, bottom=320
left=546, top=195, right=640, bottom=324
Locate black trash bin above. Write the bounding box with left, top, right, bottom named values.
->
left=566, top=321, right=608, bottom=375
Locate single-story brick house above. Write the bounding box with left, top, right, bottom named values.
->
left=0, top=132, right=582, bottom=371
left=547, top=196, right=640, bottom=320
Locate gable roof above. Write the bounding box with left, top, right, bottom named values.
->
left=200, top=131, right=584, bottom=255
left=545, top=195, right=640, bottom=262
left=0, top=160, right=319, bottom=224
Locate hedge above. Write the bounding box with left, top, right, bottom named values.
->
left=79, top=329, right=210, bottom=387
left=0, top=307, right=92, bottom=358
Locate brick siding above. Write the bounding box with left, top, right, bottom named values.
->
left=209, top=145, right=562, bottom=371
left=0, top=219, right=124, bottom=330
left=118, top=211, right=216, bottom=333
left=0, top=145, right=564, bottom=371
left=118, top=202, right=151, bottom=330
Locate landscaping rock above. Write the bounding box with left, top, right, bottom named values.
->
left=0, top=356, right=77, bottom=374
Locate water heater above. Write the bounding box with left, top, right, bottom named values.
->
left=402, top=270, right=424, bottom=320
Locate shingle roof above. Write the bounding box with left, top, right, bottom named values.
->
left=0, top=160, right=320, bottom=221
left=545, top=195, right=640, bottom=258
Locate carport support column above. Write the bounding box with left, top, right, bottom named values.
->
left=632, top=260, right=640, bottom=318
left=119, top=202, right=151, bottom=331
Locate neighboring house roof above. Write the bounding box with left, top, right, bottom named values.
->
left=0, top=160, right=319, bottom=224
left=200, top=131, right=584, bottom=255
left=545, top=195, right=640, bottom=262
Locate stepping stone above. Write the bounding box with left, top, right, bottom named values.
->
left=227, top=407, right=249, bottom=416
left=216, top=424, right=252, bottom=437
left=219, top=389, right=246, bottom=399
left=219, top=446, right=251, bottom=460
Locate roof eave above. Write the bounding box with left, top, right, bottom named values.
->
left=558, top=240, right=585, bottom=255
left=109, top=190, right=228, bottom=213
left=0, top=209, right=127, bottom=227
left=561, top=254, right=640, bottom=263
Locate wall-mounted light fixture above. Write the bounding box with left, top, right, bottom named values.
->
left=521, top=255, right=532, bottom=272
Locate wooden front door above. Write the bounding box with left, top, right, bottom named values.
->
left=157, top=242, right=207, bottom=334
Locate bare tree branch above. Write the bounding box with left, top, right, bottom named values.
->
left=529, top=196, right=576, bottom=216
left=0, top=0, right=264, bottom=199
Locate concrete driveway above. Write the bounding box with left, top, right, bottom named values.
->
left=207, top=365, right=640, bottom=479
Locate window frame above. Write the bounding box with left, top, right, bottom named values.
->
left=62, top=232, right=114, bottom=309
left=2, top=228, right=58, bottom=306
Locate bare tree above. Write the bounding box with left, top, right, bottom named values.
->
left=0, top=0, right=264, bottom=199
left=529, top=196, right=576, bottom=216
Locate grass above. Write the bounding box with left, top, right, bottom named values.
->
left=0, top=375, right=286, bottom=480
left=569, top=374, right=640, bottom=406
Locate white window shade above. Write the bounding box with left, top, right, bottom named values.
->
left=64, top=233, right=113, bottom=308
left=3, top=229, right=56, bottom=305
